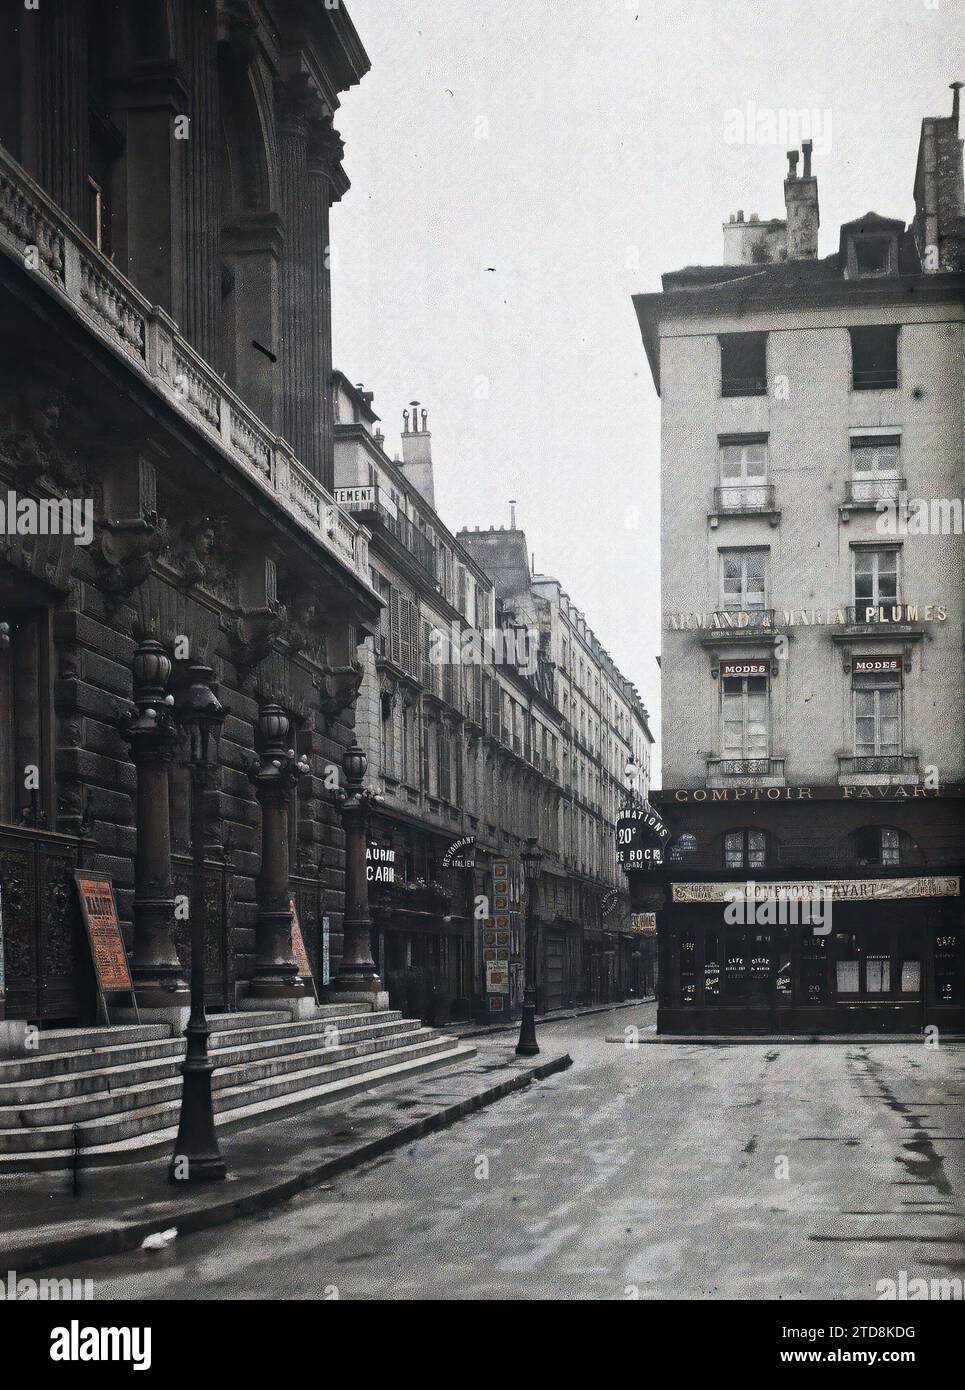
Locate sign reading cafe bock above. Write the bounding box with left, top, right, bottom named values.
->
left=617, top=802, right=671, bottom=869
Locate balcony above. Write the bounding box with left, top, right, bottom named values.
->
left=710, top=484, right=779, bottom=528
left=0, top=146, right=370, bottom=584
left=838, top=754, right=920, bottom=786
left=707, top=756, right=786, bottom=788
left=694, top=608, right=779, bottom=644
left=336, top=485, right=437, bottom=580
left=840, top=477, right=905, bottom=521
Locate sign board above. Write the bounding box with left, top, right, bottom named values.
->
left=289, top=899, right=319, bottom=1005
left=366, top=844, right=396, bottom=883
left=853, top=656, right=902, bottom=674
left=629, top=913, right=657, bottom=935
left=321, top=915, right=331, bottom=986
left=672, top=876, right=960, bottom=904
left=74, top=875, right=132, bottom=993
left=0, top=882, right=5, bottom=1017
left=617, top=802, right=670, bottom=869
left=334, top=486, right=376, bottom=507
left=720, top=659, right=769, bottom=678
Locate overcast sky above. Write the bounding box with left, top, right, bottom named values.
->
left=331, top=0, right=960, bottom=779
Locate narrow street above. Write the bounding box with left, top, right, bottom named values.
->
left=53, top=1006, right=965, bottom=1301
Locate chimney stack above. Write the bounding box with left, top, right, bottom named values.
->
left=913, top=82, right=965, bottom=273
left=784, top=143, right=819, bottom=258
left=400, top=400, right=435, bottom=507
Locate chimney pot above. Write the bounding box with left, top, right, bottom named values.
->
left=736, top=209, right=744, bottom=222
left=787, top=149, right=799, bottom=178
left=953, top=81, right=964, bottom=127
left=802, top=139, right=813, bottom=179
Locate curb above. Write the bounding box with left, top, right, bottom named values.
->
left=5, top=1052, right=573, bottom=1276
left=449, top=997, right=654, bottom=1040
left=613, top=1034, right=965, bottom=1046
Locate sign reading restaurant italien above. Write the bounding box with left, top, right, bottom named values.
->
left=672, top=877, right=960, bottom=904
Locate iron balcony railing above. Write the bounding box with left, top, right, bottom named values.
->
left=844, top=476, right=905, bottom=506
left=839, top=754, right=919, bottom=777
left=337, top=486, right=437, bottom=580
left=0, top=145, right=370, bottom=583
left=852, top=366, right=899, bottom=390
left=721, top=375, right=768, bottom=397
left=707, top=756, right=786, bottom=781
left=714, top=484, right=776, bottom=514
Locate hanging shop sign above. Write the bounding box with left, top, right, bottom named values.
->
left=672, top=876, right=960, bottom=904
left=617, top=802, right=670, bottom=869
left=366, top=843, right=396, bottom=883
left=442, top=835, right=476, bottom=871
left=629, top=913, right=657, bottom=935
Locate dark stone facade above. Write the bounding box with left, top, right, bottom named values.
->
left=0, top=1, right=380, bottom=1022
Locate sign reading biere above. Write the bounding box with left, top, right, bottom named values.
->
left=73, top=874, right=133, bottom=994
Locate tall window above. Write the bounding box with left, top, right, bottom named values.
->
left=719, top=436, right=768, bottom=509
left=723, top=828, right=767, bottom=869
left=721, top=675, right=769, bottom=760
left=721, top=549, right=767, bottom=611
left=853, top=671, right=901, bottom=758
left=854, top=548, right=899, bottom=609
left=849, top=326, right=899, bottom=390
left=850, top=435, right=901, bottom=502
left=719, top=333, right=768, bottom=397
left=0, top=612, right=52, bottom=826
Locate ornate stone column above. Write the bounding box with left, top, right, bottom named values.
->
left=121, top=638, right=190, bottom=1030
left=245, top=703, right=312, bottom=1013
left=329, top=741, right=388, bottom=1008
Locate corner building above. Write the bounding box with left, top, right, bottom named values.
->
left=632, top=96, right=965, bottom=1034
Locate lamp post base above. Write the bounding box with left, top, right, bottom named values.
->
left=515, top=993, right=540, bottom=1056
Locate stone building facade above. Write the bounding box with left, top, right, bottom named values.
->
left=0, top=1, right=381, bottom=1027
left=334, top=378, right=654, bottom=1021
left=632, top=90, right=965, bottom=1034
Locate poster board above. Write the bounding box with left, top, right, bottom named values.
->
left=289, top=898, right=319, bottom=1003
left=73, top=874, right=137, bottom=1024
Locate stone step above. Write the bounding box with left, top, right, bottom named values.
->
left=0, top=1016, right=424, bottom=1110
left=27, top=1022, right=175, bottom=1054
left=0, top=1008, right=396, bottom=1084
left=0, top=1039, right=478, bottom=1171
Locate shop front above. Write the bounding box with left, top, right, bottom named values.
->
left=659, top=878, right=962, bottom=1035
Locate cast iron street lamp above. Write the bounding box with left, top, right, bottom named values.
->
left=331, top=740, right=385, bottom=998
left=168, top=661, right=227, bottom=1183
left=516, top=835, right=542, bottom=1057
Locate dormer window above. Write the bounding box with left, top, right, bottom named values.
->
left=854, top=235, right=892, bottom=276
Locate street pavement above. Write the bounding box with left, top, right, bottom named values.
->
left=48, top=1005, right=965, bottom=1300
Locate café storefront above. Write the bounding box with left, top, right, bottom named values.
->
left=621, top=789, right=965, bottom=1036
left=663, top=876, right=961, bottom=1035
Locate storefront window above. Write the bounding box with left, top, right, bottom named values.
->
left=934, top=929, right=960, bottom=1003
left=748, top=930, right=771, bottom=1001
left=725, top=932, right=748, bottom=1000
left=865, top=928, right=891, bottom=993
left=704, top=931, right=721, bottom=1000
left=680, top=931, right=696, bottom=1004
left=800, top=931, right=828, bottom=1004
left=899, top=928, right=922, bottom=995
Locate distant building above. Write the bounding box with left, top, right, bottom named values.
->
left=335, top=377, right=654, bottom=1020
left=632, top=88, right=965, bottom=1034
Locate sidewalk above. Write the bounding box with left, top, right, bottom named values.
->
left=441, top=995, right=654, bottom=1040
left=0, top=1038, right=571, bottom=1275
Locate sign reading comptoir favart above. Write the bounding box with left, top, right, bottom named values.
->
left=672, top=876, right=960, bottom=904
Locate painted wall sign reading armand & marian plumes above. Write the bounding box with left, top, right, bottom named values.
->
left=665, top=605, right=948, bottom=630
